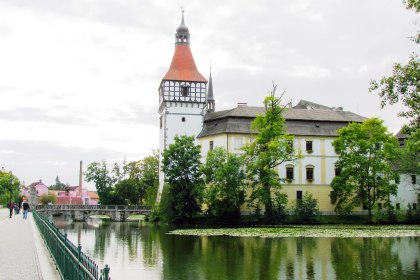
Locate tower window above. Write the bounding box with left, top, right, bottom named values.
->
left=209, top=141, right=214, bottom=151
left=306, top=141, right=313, bottom=152
left=412, top=175, right=417, bottom=184
left=160, top=116, right=162, bottom=129
left=182, top=117, right=186, bottom=122
left=181, top=86, right=189, bottom=97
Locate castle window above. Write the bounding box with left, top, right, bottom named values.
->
left=286, top=166, right=294, bottom=180
left=182, top=117, right=185, bottom=122
left=306, top=141, right=313, bottom=153
left=234, top=137, right=244, bottom=150
left=335, top=165, right=341, bottom=176
left=160, top=116, right=162, bottom=129
left=412, top=175, right=417, bottom=184
left=209, top=141, right=214, bottom=151
left=306, top=165, right=314, bottom=181
left=296, top=190, right=303, bottom=201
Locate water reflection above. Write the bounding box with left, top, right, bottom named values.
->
left=55, top=219, right=420, bottom=280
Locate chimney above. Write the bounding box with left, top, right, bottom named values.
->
left=79, top=160, right=83, bottom=196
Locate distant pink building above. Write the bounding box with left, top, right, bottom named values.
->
left=51, top=185, right=98, bottom=205
left=22, top=180, right=48, bottom=205
left=22, top=161, right=99, bottom=205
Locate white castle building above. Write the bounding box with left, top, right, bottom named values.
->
left=157, top=13, right=418, bottom=212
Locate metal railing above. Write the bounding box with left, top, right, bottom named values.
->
left=36, top=204, right=151, bottom=211
left=33, top=210, right=110, bottom=280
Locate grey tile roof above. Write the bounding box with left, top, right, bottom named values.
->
left=198, top=103, right=367, bottom=138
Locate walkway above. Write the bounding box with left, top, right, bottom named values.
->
left=0, top=208, right=61, bottom=280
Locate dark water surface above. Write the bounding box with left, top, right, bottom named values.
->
left=54, top=218, right=420, bottom=280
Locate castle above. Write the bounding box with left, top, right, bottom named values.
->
left=158, top=12, right=418, bottom=213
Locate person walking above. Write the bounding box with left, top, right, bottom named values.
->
left=22, top=201, right=30, bottom=220
left=9, top=201, right=14, bottom=218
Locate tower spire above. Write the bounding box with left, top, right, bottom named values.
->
left=176, top=9, right=190, bottom=44
left=207, top=68, right=215, bottom=112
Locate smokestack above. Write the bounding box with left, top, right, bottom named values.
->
left=79, top=160, right=83, bottom=196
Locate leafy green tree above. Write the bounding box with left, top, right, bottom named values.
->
left=201, top=147, right=245, bottom=224
left=85, top=161, right=118, bottom=205
left=331, top=118, right=400, bottom=222
left=369, top=1, right=419, bottom=132
left=161, top=135, right=203, bottom=223
left=49, top=176, right=66, bottom=190
left=399, top=128, right=420, bottom=190
left=243, top=85, right=300, bottom=222
left=0, top=170, right=20, bottom=205
left=292, top=193, right=318, bottom=223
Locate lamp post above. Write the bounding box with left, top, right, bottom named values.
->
left=9, top=171, right=13, bottom=206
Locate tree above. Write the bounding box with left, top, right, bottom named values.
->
left=86, top=153, right=159, bottom=206
left=85, top=161, right=118, bottom=205
left=117, top=152, right=159, bottom=205
left=201, top=147, right=245, bottom=224
left=369, top=1, right=420, bottom=132
left=331, top=118, right=400, bottom=223
left=49, top=176, right=66, bottom=190
left=398, top=128, right=420, bottom=190
left=135, top=152, right=159, bottom=206
left=243, top=85, right=301, bottom=222
left=0, top=169, right=20, bottom=205
left=161, top=135, right=203, bottom=223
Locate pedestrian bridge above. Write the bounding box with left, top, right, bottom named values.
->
left=36, top=204, right=151, bottom=222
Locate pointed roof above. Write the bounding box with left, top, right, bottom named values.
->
left=207, top=69, right=214, bottom=101
left=162, top=12, right=207, bottom=83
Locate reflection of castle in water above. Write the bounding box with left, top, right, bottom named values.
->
left=57, top=221, right=420, bottom=279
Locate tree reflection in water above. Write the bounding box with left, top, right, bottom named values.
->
left=55, top=219, right=420, bottom=280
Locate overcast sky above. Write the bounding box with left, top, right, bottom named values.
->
left=0, top=0, right=418, bottom=189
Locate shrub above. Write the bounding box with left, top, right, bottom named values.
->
left=293, top=193, right=318, bottom=223
left=39, top=194, right=57, bottom=205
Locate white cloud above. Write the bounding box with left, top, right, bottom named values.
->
left=290, top=65, right=331, bottom=79
left=0, top=0, right=416, bottom=187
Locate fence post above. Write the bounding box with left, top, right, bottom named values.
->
left=63, top=233, right=67, bottom=279
left=101, top=264, right=110, bottom=280
left=78, top=244, right=82, bottom=280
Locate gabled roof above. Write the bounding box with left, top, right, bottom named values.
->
left=163, top=44, right=207, bottom=82
left=27, top=181, right=47, bottom=189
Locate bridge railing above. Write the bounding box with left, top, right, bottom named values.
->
left=32, top=210, right=110, bottom=280
left=36, top=204, right=151, bottom=211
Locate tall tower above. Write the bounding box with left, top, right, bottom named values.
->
left=158, top=11, right=208, bottom=198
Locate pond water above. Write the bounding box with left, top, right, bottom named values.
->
left=54, top=218, right=420, bottom=280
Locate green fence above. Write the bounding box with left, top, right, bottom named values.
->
left=33, top=210, right=110, bottom=280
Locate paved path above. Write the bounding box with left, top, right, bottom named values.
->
left=0, top=208, right=61, bottom=280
